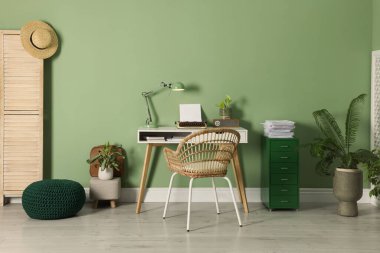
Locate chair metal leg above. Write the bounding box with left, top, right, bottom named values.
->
left=187, top=178, right=194, bottom=232
left=211, top=178, right=220, bottom=214
left=223, top=176, right=242, bottom=227
left=163, top=172, right=177, bottom=219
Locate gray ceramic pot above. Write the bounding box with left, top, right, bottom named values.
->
left=333, top=168, right=363, bottom=217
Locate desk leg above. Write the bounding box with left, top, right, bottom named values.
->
left=136, top=144, right=153, bottom=214
left=231, top=148, right=249, bottom=213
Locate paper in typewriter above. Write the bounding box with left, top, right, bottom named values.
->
left=179, top=104, right=202, bottom=122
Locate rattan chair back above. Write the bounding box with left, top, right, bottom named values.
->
left=164, top=128, right=240, bottom=178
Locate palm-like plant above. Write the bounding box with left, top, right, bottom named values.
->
left=309, top=94, right=366, bottom=175
left=87, top=142, right=124, bottom=171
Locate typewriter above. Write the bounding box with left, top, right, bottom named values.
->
left=175, top=121, right=207, bottom=129
left=176, top=104, right=207, bottom=128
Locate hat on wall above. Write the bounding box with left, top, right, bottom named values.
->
left=20, top=21, right=59, bottom=59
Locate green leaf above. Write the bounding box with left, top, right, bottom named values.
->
left=87, top=154, right=101, bottom=164
left=351, top=149, right=375, bottom=163
left=225, top=95, right=232, bottom=107
left=101, top=159, right=106, bottom=170
left=345, top=94, right=366, bottom=152
left=313, top=109, right=346, bottom=158
left=315, top=153, right=335, bottom=176
left=309, top=137, right=341, bottom=175
left=216, top=95, right=232, bottom=109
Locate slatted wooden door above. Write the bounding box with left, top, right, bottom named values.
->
left=0, top=30, right=43, bottom=206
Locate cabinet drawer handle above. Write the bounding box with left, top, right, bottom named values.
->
left=280, top=145, right=289, bottom=148
left=280, top=157, right=288, bottom=159
left=280, top=189, right=288, bottom=192
left=280, top=167, right=288, bottom=170
left=280, top=178, right=289, bottom=181
left=280, top=200, right=289, bottom=203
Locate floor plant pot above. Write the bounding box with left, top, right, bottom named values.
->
left=333, top=168, right=363, bottom=217
left=98, top=167, right=113, bottom=180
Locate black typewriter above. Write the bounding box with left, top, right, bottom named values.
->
left=175, top=121, right=207, bottom=129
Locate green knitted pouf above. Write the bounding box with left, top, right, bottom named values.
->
left=22, top=179, right=86, bottom=220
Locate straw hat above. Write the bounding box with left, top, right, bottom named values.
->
left=21, top=21, right=58, bottom=59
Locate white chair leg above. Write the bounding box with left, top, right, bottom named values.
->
left=163, top=172, right=177, bottom=219
left=187, top=178, right=194, bottom=232
left=211, top=178, right=220, bottom=214
left=223, top=177, right=242, bottom=227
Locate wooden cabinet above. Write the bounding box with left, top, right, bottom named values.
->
left=261, top=137, right=299, bottom=210
left=0, top=30, right=43, bottom=206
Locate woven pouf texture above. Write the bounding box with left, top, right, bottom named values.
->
left=22, top=179, right=86, bottom=220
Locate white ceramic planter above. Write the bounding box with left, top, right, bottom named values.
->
left=98, top=166, right=113, bottom=180
left=370, top=182, right=380, bottom=207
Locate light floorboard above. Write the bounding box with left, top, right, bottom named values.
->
left=0, top=203, right=379, bottom=253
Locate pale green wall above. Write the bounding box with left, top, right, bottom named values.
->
left=374, top=0, right=380, bottom=49
left=0, top=0, right=373, bottom=188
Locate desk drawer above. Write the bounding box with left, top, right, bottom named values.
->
left=270, top=195, right=298, bottom=209
left=271, top=174, right=297, bottom=185
left=271, top=185, right=298, bottom=195
left=270, top=140, right=297, bottom=152
left=270, top=163, right=297, bottom=174
left=270, top=152, right=297, bottom=163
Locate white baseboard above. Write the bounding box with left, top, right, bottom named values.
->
left=10, top=187, right=372, bottom=204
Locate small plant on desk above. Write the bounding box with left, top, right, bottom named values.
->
left=217, top=95, right=232, bottom=119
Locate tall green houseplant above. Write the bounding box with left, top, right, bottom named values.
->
left=310, top=94, right=380, bottom=200
left=309, top=94, right=366, bottom=175
left=309, top=94, right=367, bottom=217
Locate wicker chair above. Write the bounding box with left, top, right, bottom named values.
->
left=163, top=128, right=242, bottom=231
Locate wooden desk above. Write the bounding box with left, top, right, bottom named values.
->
left=136, top=127, right=249, bottom=214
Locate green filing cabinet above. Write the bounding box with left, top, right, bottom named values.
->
left=261, top=137, right=299, bottom=210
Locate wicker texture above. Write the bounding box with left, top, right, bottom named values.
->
left=164, top=129, right=240, bottom=178
left=22, top=179, right=86, bottom=220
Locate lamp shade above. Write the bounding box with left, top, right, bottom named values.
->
left=171, top=82, right=185, bottom=91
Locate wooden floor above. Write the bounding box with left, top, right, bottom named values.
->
left=0, top=202, right=379, bottom=253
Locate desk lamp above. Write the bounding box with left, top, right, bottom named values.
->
left=142, top=82, right=185, bottom=127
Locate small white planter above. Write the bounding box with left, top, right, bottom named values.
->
left=370, top=183, right=380, bottom=207
left=98, top=167, right=113, bottom=180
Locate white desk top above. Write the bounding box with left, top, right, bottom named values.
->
left=137, top=126, right=248, bottom=144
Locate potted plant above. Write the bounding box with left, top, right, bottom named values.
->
left=309, top=94, right=367, bottom=216
left=217, top=95, right=232, bottom=119
left=356, top=149, right=380, bottom=200
left=87, top=142, right=125, bottom=180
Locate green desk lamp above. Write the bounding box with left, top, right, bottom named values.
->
left=142, top=82, right=185, bottom=127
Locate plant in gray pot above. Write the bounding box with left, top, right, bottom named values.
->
left=309, top=94, right=366, bottom=217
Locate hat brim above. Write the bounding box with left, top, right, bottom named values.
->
left=21, top=21, right=58, bottom=59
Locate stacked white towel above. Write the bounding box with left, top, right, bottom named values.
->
left=263, top=120, right=295, bottom=138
